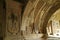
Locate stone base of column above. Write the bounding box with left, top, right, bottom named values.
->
left=41, top=34, right=48, bottom=38
left=40, top=34, right=48, bottom=40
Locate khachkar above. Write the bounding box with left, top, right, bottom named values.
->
left=5, top=0, right=22, bottom=40
left=7, top=10, right=20, bottom=35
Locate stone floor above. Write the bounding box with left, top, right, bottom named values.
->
left=22, top=34, right=60, bottom=40
left=23, top=37, right=60, bottom=40
left=48, top=37, right=60, bottom=40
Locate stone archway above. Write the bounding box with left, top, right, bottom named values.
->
left=40, top=1, right=60, bottom=34
left=21, top=0, right=60, bottom=40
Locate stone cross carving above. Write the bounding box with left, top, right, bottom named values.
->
left=7, top=10, right=19, bottom=35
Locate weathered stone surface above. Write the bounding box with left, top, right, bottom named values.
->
left=5, top=0, right=22, bottom=40
left=3, top=0, right=60, bottom=40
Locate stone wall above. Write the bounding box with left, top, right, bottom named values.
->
left=0, top=0, right=6, bottom=38
left=4, top=0, right=60, bottom=40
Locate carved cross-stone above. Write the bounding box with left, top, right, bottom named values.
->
left=7, top=10, right=19, bottom=35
